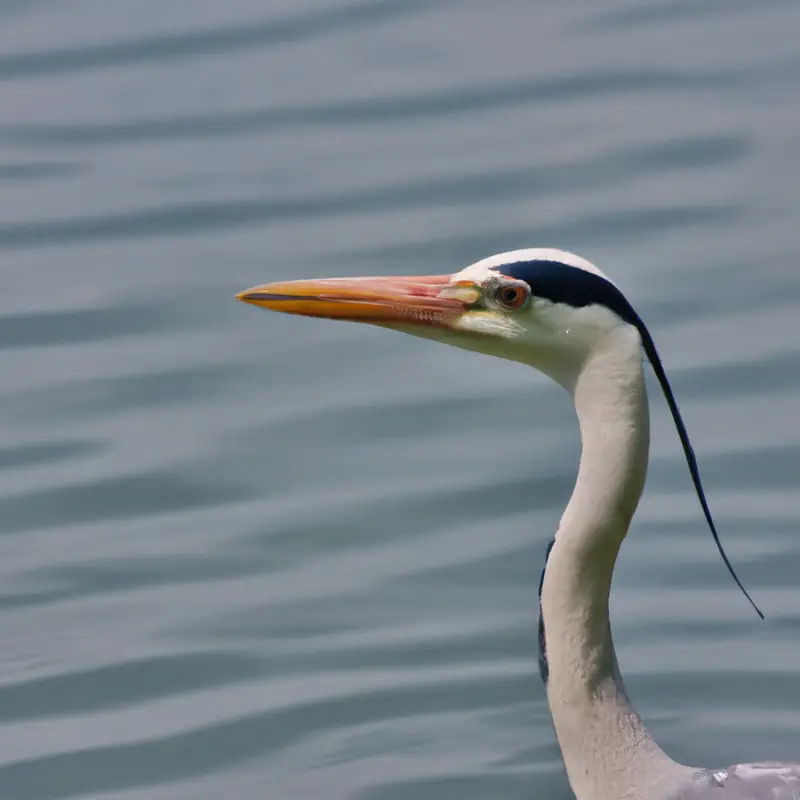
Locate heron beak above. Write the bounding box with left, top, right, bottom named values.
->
left=236, top=275, right=479, bottom=329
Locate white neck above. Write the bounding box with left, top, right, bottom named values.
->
left=540, top=326, right=694, bottom=800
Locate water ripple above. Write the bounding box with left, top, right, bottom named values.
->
left=0, top=0, right=432, bottom=81
left=0, top=197, right=740, bottom=251
left=0, top=471, right=249, bottom=537
left=0, top=75, right=750, bottom=148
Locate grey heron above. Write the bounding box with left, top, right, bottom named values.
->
left=238, top=248, right=799, bottom=799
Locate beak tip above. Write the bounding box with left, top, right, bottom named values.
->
left=236, top=290, right=260, bottom=306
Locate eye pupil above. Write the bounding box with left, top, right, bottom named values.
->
left=502, top=287, right=519, bottom=303
left=495, top=283, right=527, bottom=307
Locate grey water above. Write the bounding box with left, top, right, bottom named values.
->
left=1, top=1, right=799, bottom=798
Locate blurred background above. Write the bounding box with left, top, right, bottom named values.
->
left=1, top=1, right=799, bottom=798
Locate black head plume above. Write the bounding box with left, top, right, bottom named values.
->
left=501, top=260, right=763, bottom=621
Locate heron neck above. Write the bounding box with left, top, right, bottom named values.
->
left=540, top=328, right=692, bottom=799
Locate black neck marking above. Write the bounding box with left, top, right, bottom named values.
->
left=537, top=538, right=556, bottom=683
left=493, top=260, right=763, bottom=656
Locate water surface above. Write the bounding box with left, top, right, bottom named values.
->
left=1, top=1, right=799, bottom=798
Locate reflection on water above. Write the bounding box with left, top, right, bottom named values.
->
left=0, top=1, right=798, bottom=798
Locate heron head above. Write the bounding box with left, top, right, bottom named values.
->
left=237, top=248, right=639, bottom=390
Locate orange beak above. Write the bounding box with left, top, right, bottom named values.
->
left=236, top=275, right=477, bottom=329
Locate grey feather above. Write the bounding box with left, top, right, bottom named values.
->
left=672, top=763, right=800, bottom=799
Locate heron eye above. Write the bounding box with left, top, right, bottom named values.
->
left=494, top=282, right=529, bottom=309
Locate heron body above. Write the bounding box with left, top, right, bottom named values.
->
left=238, top=248, right=799, bottom=799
